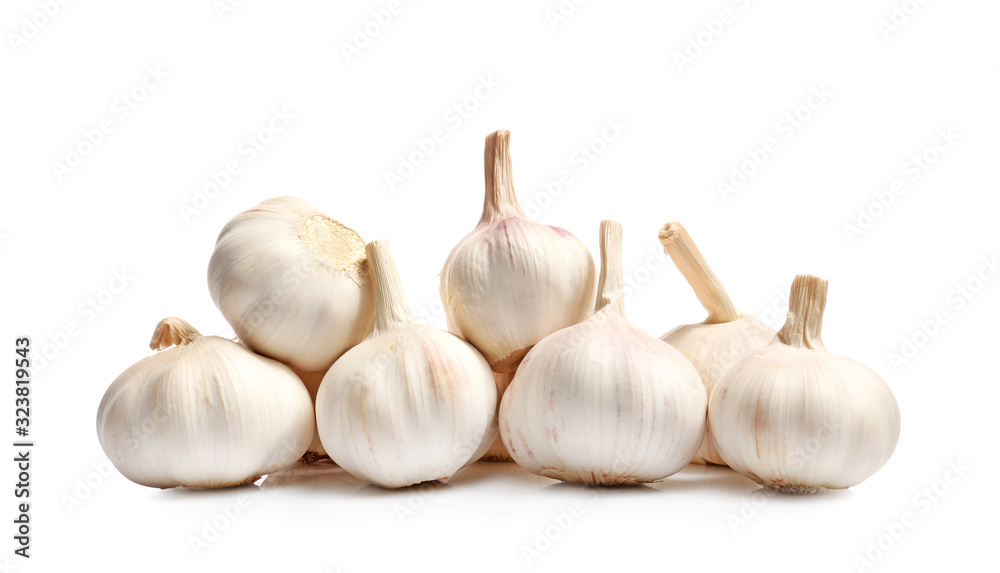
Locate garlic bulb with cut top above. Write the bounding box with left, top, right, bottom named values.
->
left=96, top=317, right=314, bottom=489
left=658, top=222, right=775, bottom=465
left=208, top=197, right=375, bottom=372
left=316, top=240, right=498, bottom=488
left=709, top=275, right=901, bottom=492
left=500, top=220, right=706, bottom=485
left=440, top=130, right=596, bottom=373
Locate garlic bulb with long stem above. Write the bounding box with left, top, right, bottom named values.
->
left=709, top=275, right=901, bottom=492
left=500, top=220, right=706, bottom=485
left=208, top=197, right=375, bottom=372
left=440, top=130, right=597, bottom=373
left=658, top=222, right=775, bottom=465
left=96, top=318, right=314, bottom=489
left=316, top=240, right=498, bottom=488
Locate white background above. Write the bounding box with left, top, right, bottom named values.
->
left=2, top=0, right=998, bottom=571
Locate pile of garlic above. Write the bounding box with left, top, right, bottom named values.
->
left=97, top=129, right=899, bottom=494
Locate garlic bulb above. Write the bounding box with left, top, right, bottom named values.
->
left=291, top=368, right=327, bottom=459
left=658, top=222, right=775, bottom=465
left=500, top=220, right=706, bottom=485
left=440, top=130, right=596, bottom=373
left=208, top=196, right=375, bottom=372
left=96, top=318, right=314, bottom=489
left=481, top=370, right=516, bottom=461
left=316, top=240, right=498, bottom=488
left=709, top=275, right=901, bottom=492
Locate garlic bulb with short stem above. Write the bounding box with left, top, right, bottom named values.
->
left=658, top=222, right=775, bottom=465
left=96, top=317, right=314, bottom=489
left=709, top=275, right=901, bottom=493
left=208, top=196, right=375, bottom=372
left=291, top=368, right=327, bottom=459
left=500, top=220, right=706, bottom=485
left=440, top=130, right=597, bottom=373
left=481, top=370, right=516, bottom=461
left=316, top=240, right=498, bottom=488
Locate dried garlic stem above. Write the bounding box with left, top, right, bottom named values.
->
left=479, top=130, right=524, bottom=224
left=149, top=317, right=202, bottom=351
left=366, top=240, right=414, bottom=334
left=596, top=220, right=626, bottom=314
left=778, top=274, right=828, bottom=349
left=658, top=222, right=740, bottom=324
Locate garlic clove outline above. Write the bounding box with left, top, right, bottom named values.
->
left=96, top=317, right=314, bottom=489
left=440, top=130, right=597, bottom=373
left=316, top=240, right=499, bottom=488
left=499, top=220, right=707, bottom=485
left=208, top=196, right=375, bottom=372
left=709, top=275, right=901, bottom=493
left=658, top=222, right=776, bottom=465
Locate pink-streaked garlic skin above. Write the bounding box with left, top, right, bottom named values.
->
left=662, top=315, right=776, bottom=465
left=500, top=311, right=707, bottom=485
left=709, top=344, right=901, bottom=492
left=441, top=216, right=596, bottom=372
left=316, top=324, right=498, bottom=488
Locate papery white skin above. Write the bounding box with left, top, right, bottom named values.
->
left=317, top=240, right=498, bottom=489
left=709, top=275, right=901, bottom=492
left=292, top=368, right=327, bottom=457
left=209, top=196, right=375, bottom=372
left=658, top=222, right=775, bottom=464
left=481, top=371, right=516, bottom=461
left=441, top=130, right=596, bottom=373
left=96, top=318, right=314, bottom=489
left=500, top=220, right=706, bottom=485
